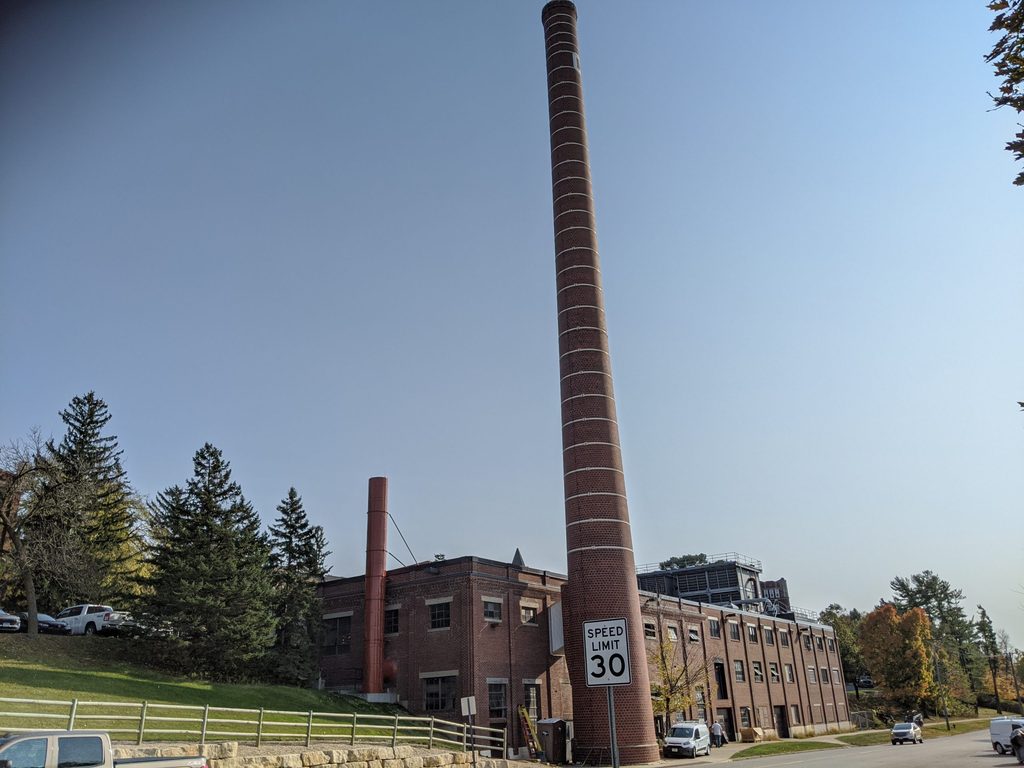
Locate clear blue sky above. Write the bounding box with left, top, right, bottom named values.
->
left=2, top=1, right=1022, bottom=644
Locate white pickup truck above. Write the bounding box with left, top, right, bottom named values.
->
left=54, top=605, right=134, bottom=636
left=0, top=731, right=206, bottom=768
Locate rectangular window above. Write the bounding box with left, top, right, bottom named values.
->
left=803, top=633, right=812, bottom=650
left=488, top=682, right=507, bottom=720
left=816, top=636, right=824, bottom=651
left=709, top=619, right=721, bottom=638
left=832, top=667, right=840, bottom=684
left=521, top=606, right=538, bottom=625
left=752, top=661, right=764, bottom=683
left=666, top=625, right=678, bottom=642
left=779, top=630, right=790, bottom=647
left=524, top=683, right=542, bottom=720
left=430, top=602, right=451, bottom=630
left=747, top=624, right=759, bottom=643
left=827, top=637, right=836, bottom=653
left=424, top=675, right=457, bottom=711
left=384, top=608, right=399, bottom=635
left=807, top=666, right=817, bottom=684
left=58, top=737, right=103, bottom=768
left=820, top=667, right=829, bottom=684
left=734, top=660, right=746, bottom=682
left=322, top=615, right=352, bottom=655
left=763, top=627, right=775, bottom=645
left=644, top=622, right=657, bottom=639
left=6, top=738, right=47, bottom=768
left=790, top=705, right=802, bottom=725
left=483, top=601, right=502, bottom=622
left=784, top=663, right=795, bottom=683
left=729, top=622, right=740, bottom=641
left=769, top=662, right=780, bottom=683
left=739, top=706, right=752, bottom=728
left=688, top=627, right=700, bottom=643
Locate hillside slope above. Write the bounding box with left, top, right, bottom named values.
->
left=0, top=635, right=389, bottom=715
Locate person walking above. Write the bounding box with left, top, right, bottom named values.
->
left=711, top=720, right=723, bottom=748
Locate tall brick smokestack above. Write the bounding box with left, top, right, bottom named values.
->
left=362, top=476, right=388, bottom=694
left=541, top=2, right=658, bottom=763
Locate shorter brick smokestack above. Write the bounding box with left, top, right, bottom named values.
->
left=362, top=476, right=388, bottom=694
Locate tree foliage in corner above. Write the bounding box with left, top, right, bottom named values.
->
left=145, top=443, right=276, bottom=680
left=976, top=604, right=1003, bottom=713
left=659, top=553, right=708, bottom=570
left=986, top=0, right=1024, bottom=185
left=267, top=487, right=330, bottom=685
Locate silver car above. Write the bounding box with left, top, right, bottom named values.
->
left=891, top=721, right=923, bottom=744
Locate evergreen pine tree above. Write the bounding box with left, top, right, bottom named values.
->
left=145, top=444, right=276, bottom=680
left=33, top=392, right=144, bottom=607
left=268, top=487, right=330, bottom=685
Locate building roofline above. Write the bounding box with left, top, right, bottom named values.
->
left=321, top=554, right=567, bottom=585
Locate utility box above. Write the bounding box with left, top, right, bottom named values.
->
left=537, top=718, right=571, bottom=764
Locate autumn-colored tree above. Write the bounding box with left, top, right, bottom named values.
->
left=860, top=604, right=934, bottom=709
left=648, top=617, right=712, bottom=729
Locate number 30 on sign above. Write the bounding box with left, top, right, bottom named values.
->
left=583, top=618, right=631, bottom=687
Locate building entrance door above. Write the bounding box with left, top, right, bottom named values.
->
left=773, top=706, right=789, bottom=738
left=715, top=708, right=735, bottom=743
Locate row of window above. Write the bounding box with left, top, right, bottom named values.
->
left=657, top=616, right=837, bottom=654
left=424, top=678, right=542, bottom=719
left=732, top=660, right=842, bottom=686
left=323, top=599, right=543, bottom=655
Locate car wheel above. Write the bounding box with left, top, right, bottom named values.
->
left=891, top=740, right=897, bottom=745
left=84, top=622, right=96, bottom=635
left=997, top=744, right=1007, bottom=755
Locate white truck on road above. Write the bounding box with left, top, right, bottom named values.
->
left=0, top=731, right=206, bottom=768
left=990, top=716, right=1024, bottom=756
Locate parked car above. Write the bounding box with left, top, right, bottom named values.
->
left=15, top=612, right=71, bottom=635
left=0, top=609, right=21, bottom=632
left=54, top=604, right=134, bottom=636
left=663, top=721, right=711, bottom=758
left=856, top=674, right=875, bottom=688
left=891, top=721, right=923, bottom=744
left=990, top=717, right=1024, bottom=755
left=0, top=730, right=206, bottom=768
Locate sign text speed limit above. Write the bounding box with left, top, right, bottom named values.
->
left=583, top=618, right=631, bottom=687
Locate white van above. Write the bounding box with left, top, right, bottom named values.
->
left=663, top=721, right=711, bottom=758
left=990, top=717, right=1024, bottom=755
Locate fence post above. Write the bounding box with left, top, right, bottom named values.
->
left=137, top=701, right=149, bottom=745
left=391, top=714, right=399, bottom=748
left=200, top=704, right=210, bottom=745
left=350, top=712, right=358, bottom=746
left=502, top=726, right=507, bottom=759
left=67, top=699, right=79, bottom=730
left=305, top=710, right=314, bottom=748
left=256, top=707, right=265, bottom=748
left=428, top=717, right=435, bottom=749
left=462, top=723, right=468, bottom=750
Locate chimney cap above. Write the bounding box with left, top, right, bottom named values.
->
left=542, top=0, right=577, bottom=22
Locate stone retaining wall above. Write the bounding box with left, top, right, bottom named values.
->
left=113, top=743, right=517, bottom=768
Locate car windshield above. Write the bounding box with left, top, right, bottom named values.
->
left=38, top=614, right=55, bottom=622
left=670, top=727, right=694, bottom=738
left=893, top=723, right=912, bottom=731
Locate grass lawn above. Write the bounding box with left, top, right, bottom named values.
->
left=731, top=741, right=844, bottom=759
left=0, top=635, right=404, bottom=742
left=836, top=717, right=991, bottom=746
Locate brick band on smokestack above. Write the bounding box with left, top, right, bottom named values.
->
left=363, top=476, right=388, bottom=694
left=541, top=2, right=657, bottom=763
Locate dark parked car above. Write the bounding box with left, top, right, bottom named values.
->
left=16, top=612, right=72, bottom=635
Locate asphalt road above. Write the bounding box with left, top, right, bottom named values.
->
left=728, top=731, right=1015, bottom=768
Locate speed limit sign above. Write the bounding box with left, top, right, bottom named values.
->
left=583, top=618, right=631, bottom=687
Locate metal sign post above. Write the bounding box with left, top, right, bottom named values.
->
left=584, top=618, right=630, bottom=768
left=461, top=696, right=477, bottom=768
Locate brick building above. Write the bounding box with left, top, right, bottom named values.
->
left=318, top=554, right=852, bottom=751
